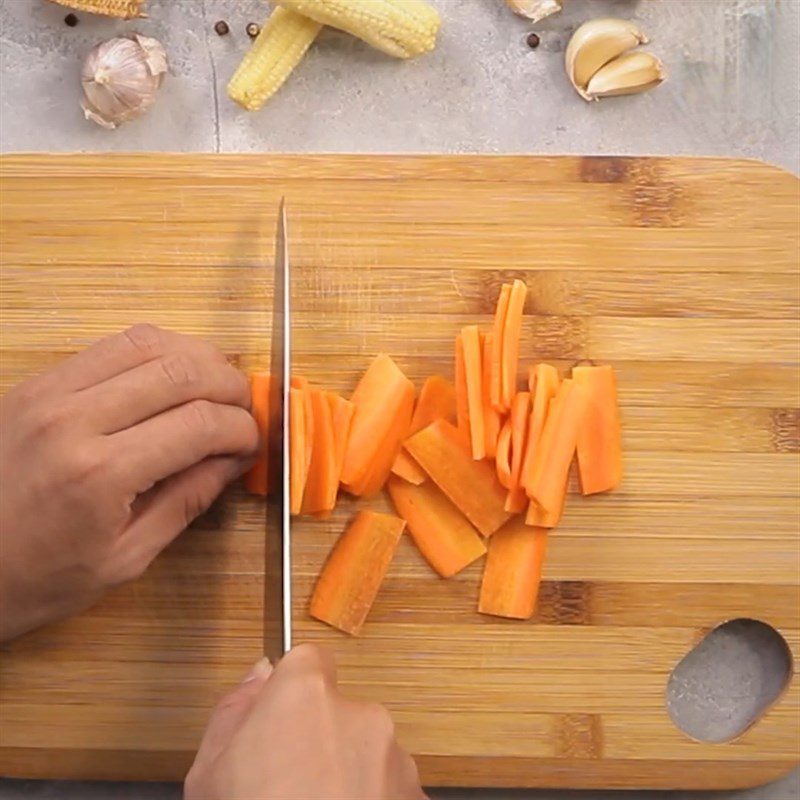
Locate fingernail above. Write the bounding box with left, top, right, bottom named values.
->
left=242, top=657, right=272, bottom=684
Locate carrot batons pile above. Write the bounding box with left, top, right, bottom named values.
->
left=245, top=280, right=622, bottom=636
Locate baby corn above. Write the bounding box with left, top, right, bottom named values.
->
left=228, top=7, right=322, bottom=111
left=275, top=0, right=440, bottom=59
left=48, top=0, right=144, bottom=18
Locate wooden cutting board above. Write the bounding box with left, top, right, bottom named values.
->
left=0, top=154, right=798, bottom=790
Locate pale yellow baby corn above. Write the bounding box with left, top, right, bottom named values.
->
left=275, top=0, right=440, bottom=59
left=228, top=7, right=322, bottom=111
left=48, top=0, right=144, bottom=18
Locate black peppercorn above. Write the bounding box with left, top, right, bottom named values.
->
left=246, top=22, right=261, bottom=38
left=64, top=13, right=79, bottom=27
left=526, top=32, right=541, bottom=49
left=214, top=20, right=229, bottom=36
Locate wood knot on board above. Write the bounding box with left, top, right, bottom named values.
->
left=579, top=156, right=630, bottom=184
left=627, top=160, right=690, bottom=227
left=771, top=408, right=800, bottom=453
left=530, top=316, right=587, bottom=360
left=555, top=713, right=603, bottom=759
left=536, top=581, right=592, bottom=624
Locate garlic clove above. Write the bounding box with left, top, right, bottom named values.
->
left=584, top=50, right=666, bottom=99
left=80, top=35, right=167, bottom=129
left=565, top=18, right=647, bottom=100
left=505, top=0, right=562, bottom=23
left=134, top=34, right=168, bottom=78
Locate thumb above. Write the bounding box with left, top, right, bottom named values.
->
left=120, top=454, right=250, bottom=568
left=186, top=659, right=273, bottom=795
left=197, top=658, right=274, bottom=763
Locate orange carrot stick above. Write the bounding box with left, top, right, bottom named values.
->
left=482, top=333, right=502, bottom=459
left=490, top=283, right=511, bottom=412
left=528, top=379, right=588, bottom=513
left=301, top=389, right=338, bottom=515
left=573, top=365, right=623, bottom=495
left=341, top=354, right=414, bottom=487
left=521, top=363, right=561, bottom=497
left=343, top=380, right=414, bottom=498
left=387, top=477, right=486, bottom=578
left=310, top=510, right=405, bottom=636
left=505, top=390, right=531, bottom=513
left=454, top=333, right=470, bottom=437
left=327, top=391, right=355, bottom=485
left=392, top=375, right=457, bottom=484
left=392, top=375, right=456, bottom=486
left=244, top=372, right=271, bottom=496
left=526, top=476, right=567, bottom=528
left=410, top=375, right=457, bottom=430
left=404, top=419, right=513, bottom=537
left=461, top=325, right=485, bottom=460
left=478, top=519, right=548, bottom=620
left=292, top=376, right=314, bottom=476
left=501, top=279, right=528, bottom=410
left=289, top=387, right=309, bottom=515
left=495, top=418, right=512, bottom=489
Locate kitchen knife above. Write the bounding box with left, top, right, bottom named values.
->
left=263, top=198, right=292, bottom=662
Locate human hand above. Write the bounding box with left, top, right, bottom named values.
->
left=185, top=644, right=427, bottom=800
left=0, top=324, right=259, bottom=641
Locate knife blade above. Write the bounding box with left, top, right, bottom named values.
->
left=263, top=197, right=292, bottom=662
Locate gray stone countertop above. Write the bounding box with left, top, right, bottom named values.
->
left=1, top=0, right=798, bottom=798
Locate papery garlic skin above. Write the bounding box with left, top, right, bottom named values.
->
left=565, top=18, right=647, bottom=100
left=505, top=0, right=562, bottom=23
left=81, top=34, right=167, bottom=129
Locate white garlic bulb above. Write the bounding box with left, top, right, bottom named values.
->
left=81, top=35, right=167, bottom=129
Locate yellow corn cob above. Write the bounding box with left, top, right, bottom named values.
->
left=228, top=7, right=322, bottom=111
left=275, top=0, right=440, bottom=59
left=48, top=0, right=144, bottom=18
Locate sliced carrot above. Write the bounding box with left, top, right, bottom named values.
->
left=289, top=387, right=309, bottom=515
left=461, top=325, right=485, bottom=460
left=573, top=365, right=623, bottom=495
left=327, top=391, right=355, bottom=485
left=528, top=379, right=588, bottom=513
left=454, top=333, right=470, bottom=438
left=490, top=283, right=511, bottom=412
left=301, top=389, right=338, bottom=515
left=481, top=333, right=502, bottom=459
left=343, top=379, right=414, bottom=498
left=478, top=519, right=548, bottom=620
left=244, top=372, right=271, bottom=496
left=310, top=510, right=405, bottom=636
left=392, top=375, right=456, bottom=484
left=387, top=477, right=486, bottom=578
left=521, top=363, right=561, bottom=498
left=291, top=377, right=314, bottom=477
left=526, top=475, right=567, bottom=528
left=495, top=418, right=512, bottom=489
left=504, top=390, right=531, bottom=513
left=501, top=279, right=528, bottom=410
left=341, top=354, right=414, bottom=487
left=404, top=419, right=513, bottom=537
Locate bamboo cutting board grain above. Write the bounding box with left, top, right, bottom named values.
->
left=0, top=154, right=798, bottom=789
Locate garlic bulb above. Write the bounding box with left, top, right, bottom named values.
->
left=81, top=35, right=167, bottom=129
